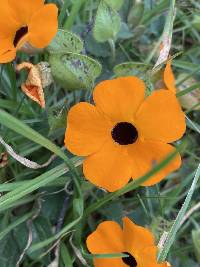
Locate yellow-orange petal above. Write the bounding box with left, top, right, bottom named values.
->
left=8, top=0, right=44, bottom=24
left=29, top=4, right=58, bottom=48
left=65, top=102, right=110, bottom=156
left=135, top=90, right=186, bottom=143
left=93, top=76, right=145, bottom=122
left=123, top=217, right=155, bottom=256
left=0, top=39, right=16, bottom=63
left=83, top=139, right=132, bottom=192
left=128, top=140, right=181, bottom=186
left=164, top=61, right=176, bottom=93
left=86, top=221, right=124, bottom=254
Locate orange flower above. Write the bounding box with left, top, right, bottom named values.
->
left=86, top=217, right=171, bottom=267
left=0, top=0, right=58, bottom=63
left=65, top=77, right=186, bottom=192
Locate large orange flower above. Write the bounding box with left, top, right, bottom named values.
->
left=86, top=217, right=171, bottom=267
left=65, top=76, right=186, bottom=192
left=0, top=0, right=58, bottom=63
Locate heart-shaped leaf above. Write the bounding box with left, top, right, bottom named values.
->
left=49, top=53, right=102, bottom=90
left=104, top=0, right=124, bottom=10
left=114, top=62, right=148, bottom=76
left=46, top=29, right=83, bottom=54
left=93, top=0, right=121, bottom=42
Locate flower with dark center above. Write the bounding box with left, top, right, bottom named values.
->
left=86, top=217, right=171, bottom=267
left=65, top=76, right=186, bottom=192
left=0, top=0, right=58, bottom=63
left=111, top=122, right=138, bottom=145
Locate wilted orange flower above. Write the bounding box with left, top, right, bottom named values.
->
left=16, top=62, right=53, bottom=108
left=86, top=217, right=171, bottom=267
left=0, top=0, right=58, bottom=63
left=65, top=77, right=186, bottom=192
left=16, top=62, right=45, bottom=108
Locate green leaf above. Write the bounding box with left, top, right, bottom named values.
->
left=127, top=1, right=144, bottom=28
left=0, top=211, right=34, bottom=241
left=60, top=242, right=73, bottom=267
left=14, top=216, right=52, bottom=263
left=93, top=0, right=121, bottom=42
left=0, top=163, right=76, bottom=213
left=49, top=52, right=102, bottom=90
left=104, top=0, right=124, bottom=10
left=192, top=229, right=200, bottom=263
left=0, top=234, right=20, bottom=267
left=41, top=188, right=67, bottom=224
left=117, top=22, right=133, bottom=40
left=48, top=106, right=67, bottom=134
left=46, top=29, right=83, bottom=54
left=114, top=62, right=148, bottom=76
left=73, top=198, right=84, bottom=217
left=29, top=217, right=53, bottom=261
left=0, top=109, right=68, bottom=162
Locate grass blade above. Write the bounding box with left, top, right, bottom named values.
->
left=158, top=162, right=200, bottom=262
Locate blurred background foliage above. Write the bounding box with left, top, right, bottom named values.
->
left=0, top=0, right=200, bottom=266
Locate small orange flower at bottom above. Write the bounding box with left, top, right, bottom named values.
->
left=86, top=217, right=171, bottom=267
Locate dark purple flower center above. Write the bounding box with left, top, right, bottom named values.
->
left=111, top=122, right=138, bottom=145
left=13, top=26, right=28, bottom=47
left=122, top=252, right=137, bottom=267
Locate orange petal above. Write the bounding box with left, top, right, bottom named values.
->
left=164, top=61, right=176, bottom=93
left=86, top=221, right=124, bottom=254
left=83, top=139, right=132, bottom=192
left=128, top=140, right=181, bottom=186
left=135, top=90, right=186, bottom=143
left=0, top=39, right=16, bottom=63
left=65, top=102, right=110, bottom=156
left=0, top=2, right=20, bottom=39
left=137, top=246, right=168, bottom=267
left=93, top=77, right=145, bottom=122
left=8, top=0, right=44, bottom=25
left=29, top=4, right=58, bottom=48
left=93, top=258, right=127, bottom=267
left=8, top=0, right=44, bottom=24
left=123, top=217, right=155, bottom=256
left=21, top=84, right=45, bottom=108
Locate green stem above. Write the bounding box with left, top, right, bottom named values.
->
left=63, top=0, right=88, bottom=30
left=108, top=39, right=116, bottom=62
left=58, top=0, right=69, bottom=27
